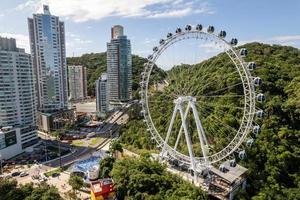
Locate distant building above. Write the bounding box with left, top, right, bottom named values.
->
left=0, top=37, right=38, bottom=159
left=68, top=65, right=87, bottom=101
left=37, top=109, right=75, bottom=133
left=28, top=5, right=68, bottom=112
left=107, top=25, right=132, bottom=109
left=95, top=73, right=108, bottom=117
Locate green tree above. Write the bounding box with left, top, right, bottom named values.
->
left=68, top=175, right=84, bottom=195
left=111, top=157, right=207, bottom=200
left=109, top=140, right=123, bottom=158
left=99, top=156, right=115, bottom=178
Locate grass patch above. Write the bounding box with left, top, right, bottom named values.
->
left=44, top=168, right=62, bottom=177
left=88, top=137, right=104, bottom=147
left=72, top=140, right=85, bottom=146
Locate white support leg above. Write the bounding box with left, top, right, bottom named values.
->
left=174, top=102, right=191, bottom=150
left=161, top=103, right=178, bottom=160
left=190, top=102, right=209, bottom=168
left=178, top=105, right=197, bottom=182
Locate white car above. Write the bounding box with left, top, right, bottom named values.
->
left=20, top=172, right=29, bottom=177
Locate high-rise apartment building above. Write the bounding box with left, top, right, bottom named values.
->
left=96, top=73, right=108, bottom=117
left=68, top=65, right=87, bottom=101
left=28, top=5, right=68, bottom=112
left=0, top=37, right=38, bottom=159
left=107, top=25, right=132, bottom=108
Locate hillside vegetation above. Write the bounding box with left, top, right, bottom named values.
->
left=119, top=43, right=300, bottom=199
left=67, top=53, right=166, bottom=97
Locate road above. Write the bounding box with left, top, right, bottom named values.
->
left=40, top=104, right=130, bottom=168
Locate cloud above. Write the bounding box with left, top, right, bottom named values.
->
left=0, top=33, right=30, bottom=53
left=16, top=0, right=214, bottom=22
left=239, top=35, right=300, bottom=47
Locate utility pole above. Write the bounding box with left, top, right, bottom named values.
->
left=58, top=139, right=62, bottom=169
left=0, top=154, right=3, bottom=174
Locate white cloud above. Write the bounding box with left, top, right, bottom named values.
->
left=16, top=0, right=214, bottom=22
left=0, top=33, right=30, bottom=53
left=148, top=8, right=192, bottom=18
left=239, top=35, right=300, bottom=47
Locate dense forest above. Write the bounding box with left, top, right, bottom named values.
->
left=119, top=43, right=300, bottom=199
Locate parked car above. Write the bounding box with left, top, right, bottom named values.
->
left=51, top=173, right=60, bottom=178
left=20, top=172, right=29, bottom=177
left=11, top=172, right=21, bottom=177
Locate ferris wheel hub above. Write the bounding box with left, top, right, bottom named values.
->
left=174, top=96, right=196, bottom=104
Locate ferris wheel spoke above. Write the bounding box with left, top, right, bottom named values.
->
left=195, top=94, right=244, bottom=99
left=194, top=72, right=240, bottom=96
left=201, top=82, right=243, bottom=97
left=189, top=56, right=230, bottom=96
left=196, top=100, right=244, bottom=110
left=197, top=103, right=240, bottom=134
left=196, top=101, right=244, bottom=126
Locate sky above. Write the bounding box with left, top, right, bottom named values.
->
left=0, top=0, right=300, bottom=63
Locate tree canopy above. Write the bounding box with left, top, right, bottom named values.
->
left=0, top=178, right=62, bottom=200
left=118, top=43, right=300, bottom=199
left=111, top=157, right=207, bottom=200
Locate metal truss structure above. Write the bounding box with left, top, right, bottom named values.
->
left=139, top=24, right=264, bottom=180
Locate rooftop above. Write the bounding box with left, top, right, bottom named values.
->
left=210, top=160, right=247, bottom=184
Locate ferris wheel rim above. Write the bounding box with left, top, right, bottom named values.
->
left=140, top=27, right=257, bottom=166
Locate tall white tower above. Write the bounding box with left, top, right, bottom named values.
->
left=28, top=5, right=68, bottom=112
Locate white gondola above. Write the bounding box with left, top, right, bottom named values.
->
left=153, top=46, right=158, bottom=52
left=159, top=39, right=165, bottom=45
left=229, top=159, right=236, bottom=167
left=167, top=33, right=173, bottom=38
left=254, top=77, right=262, bottom=86
left=246, top=139, right=254, bottom=147
left=147, top=55, right=153, bottom=60
left=219, top=164, right=227, bottom=172
left=196, top=24, right=203, bottom=31
left=253, top=125, right=260, bottom=135
left=218, top=30, right=226, bottom=38
left=230, top=38, right=238, bottom=46
left=185, top=25, right=192, bottom=31
left=247, top=62, right=256, bottom=70
left=256, top=93, right=265, bottom=102
left=207, top=25, right=215, bottom=33
left=239, top=150, right=246, bottom=159
left=240, top=48, right=248, bottom=57
left=175, top=28, right=182, bottom=33
left=256, top=110, right=264, bottom=118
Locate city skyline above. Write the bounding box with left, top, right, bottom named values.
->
left=0, top=0, right=299, bottom=62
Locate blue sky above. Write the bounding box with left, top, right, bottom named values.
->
left=0, top=0, right=299, bottom=62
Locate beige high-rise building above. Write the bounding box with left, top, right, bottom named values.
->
left=68, top=65, right=87, bottom=101
left=0, top=37, right=38, bottom=159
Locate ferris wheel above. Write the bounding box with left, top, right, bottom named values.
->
left=139, top=24, right=264, bottom=179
